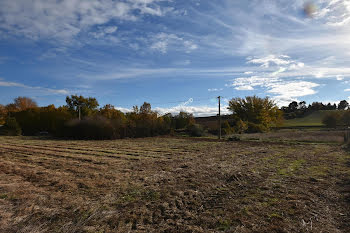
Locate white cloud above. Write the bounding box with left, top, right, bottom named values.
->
left=228, top=53, right=322, bottom=106
left=337, top=75, right=344, bottom=80
left=208, top=88, right=223, bottom=92
left=229, top=75, right=280, bottom=89
left=90, top=26, right=118, bottom=39
left=0, top=0, right=171, bottom=42
left=267, top=81, right=319, bottom=98
left=0, top=78, right=69, bottom=95
left=116, top=105, right=228, bottom=117
left=247, top=55, right=292, bottom=68
left=80, top=67, right=180, bottom=80
left=154, top=105, right=229, bottom=117
left=234, top=85, right=254, bottom=91
left=150, top=33, right=198, bottom=54
left=313, top=0, right=350, bottom=26
left=116, top=97, right=229, bottom=117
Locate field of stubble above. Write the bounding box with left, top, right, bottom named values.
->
left=1, top=136, right=350, bottom=232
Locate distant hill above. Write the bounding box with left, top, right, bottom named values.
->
left=282, top=110, right=343, bottom=127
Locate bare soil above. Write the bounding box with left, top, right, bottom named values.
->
left=0, top=136, right=350, bottom=232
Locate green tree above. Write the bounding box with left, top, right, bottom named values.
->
left=228, top=96, right=283, bottom=132
left=0, top=117, right=22, bottom=136
left=234, top=119, right=248, bottom=134
left=100, top=104, right=125, bottom=120
left=65, top=95, right=99, bottom=118
left=342, top=110, right=350, bottom=127
left=174, top=111, right=195, bottom=129
left=222, top=120, right=234, bottom=135
left=322, top=112, right=340, bottom=128
left=338, top=100, right=349, bottom=110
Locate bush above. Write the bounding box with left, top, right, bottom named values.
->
left=222, top=120, right=234, bottom=135
left=322, top=113, right=340, bottom=128
left=228, top=135, right=240, bottom=141
left=187, top=124, right=204, bottom=137
left=62, top=116, right=118, bottom=140
left=234, top=119, right=248, bottom=134
left=342, top=111, right=350, bottom=127
left=246, top=122, right=268, bottom=133
left=0, top=117, right=22, bottom=136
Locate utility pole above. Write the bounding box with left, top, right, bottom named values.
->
left=218, top=96, right=221, bottom=139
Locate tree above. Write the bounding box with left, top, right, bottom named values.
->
left=100, top=104, right=125, bottom=120
left=222, top=120, right=234, bottom=135
left=342, top=111, right=350, bottom=127
left=14, top=97, right=37, bottom=111
left=234, top=119, right=248, bottom=134
left=174, top=111, right=195, bottom=129
left=228, top=96, right=283, bottom=132
left=0, top=104, right=6, bottom=125
left=338, top=100, right=349, bottom=110
left=299, top=101, right=307, bottom=110
left=65, top=95, right=99, bottom=118
left=288, top=101, right=298, bottom=112
left=310, top=102, right=325, bottom=111
left=0, top=117, right=22, bottom=136
left=322, top=112, right=340, bottom=128
left=140, top=102, right=152, bottom=114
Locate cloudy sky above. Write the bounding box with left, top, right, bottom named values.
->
left=1, top=0, right=350, bottom=116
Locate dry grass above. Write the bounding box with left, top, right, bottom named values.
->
left=0, top=135, right=350, bottom=232
left=235, top=129, right=346, bottom=143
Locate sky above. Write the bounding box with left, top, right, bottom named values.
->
left=1, top=0, right=350, bottom=116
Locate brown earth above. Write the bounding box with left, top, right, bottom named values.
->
left=0, top=136, right=350, bottom=232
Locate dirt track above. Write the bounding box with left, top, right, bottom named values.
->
left=0, top=136, right=350, bottom=232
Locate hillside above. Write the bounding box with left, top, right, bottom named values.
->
left=282, top=110, right=342, bottom=127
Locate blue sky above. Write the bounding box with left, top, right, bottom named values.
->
left=1, top=0, right=350, bottom=116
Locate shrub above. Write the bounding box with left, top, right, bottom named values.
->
left=187, top=124, right=204, bottom=137
left=342, top=111, right=350, bottom=127
left=322, top=113, right=340, bottom=128
left=174, top=112, right=195, bottom=129
left=246, top=122, right=268, bottom=133
left=0, top=117, right=22, bottom=136
left=228, top=135, right=240, bottom=141
left=222, top=120, right=234, bottom=135
left=62, top=116, right=118, bottom=140
left=234, top=119, right=248, bottom=134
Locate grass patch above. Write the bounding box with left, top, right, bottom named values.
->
left=277, top=159, right=306, bottom=176
left=308, top=165, right=330, bottom=177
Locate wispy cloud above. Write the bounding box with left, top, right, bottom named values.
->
left=0, top=0, right=172, bottom=43
left=208, top=88, right=223, bottom=92
left=0, top=78, right=69, bottom=95
left=247, top=55, right=292, bottom=68
left=150, top=32, right=198, bottom=53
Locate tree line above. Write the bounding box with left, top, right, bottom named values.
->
left=281, top=100, right=349, bottom=119
left=3, top=95, right=347, bottom=138
left=0, top=96, right=197, bottom=139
